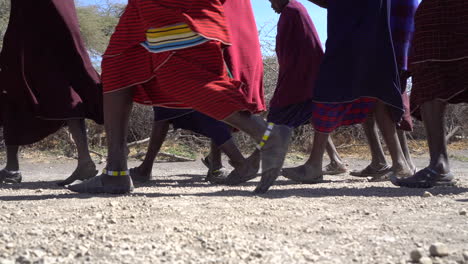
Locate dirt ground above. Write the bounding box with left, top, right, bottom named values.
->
left=0, top=150, right=467, bottom=264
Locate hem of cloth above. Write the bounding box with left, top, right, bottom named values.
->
left=411, top=56, right=468, bottom=65
left=310, top=96, right=404, bottom=134
left=310, top=96, right=405, bottom=114
left=410, top=87, right=468, bottom=116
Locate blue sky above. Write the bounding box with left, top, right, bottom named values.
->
left=77, top=0, right=328, bottom=43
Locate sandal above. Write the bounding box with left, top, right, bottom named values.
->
left=0, top=169, right=22, bottom=184
left=391, top=167, right=455, bottom=188
left=282, top=165, right=323, bottom=184
left=57, top=163, right=98, bottom=186
left=67, top=169, right=134, bottom=194
left=350, top=164, right=391, bottom=177
left=254, top=123, right=292, bottom=194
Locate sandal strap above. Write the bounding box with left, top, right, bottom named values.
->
left=256, top=123, right=275, bottom=150
left=102, top=169, right=130, bottom=176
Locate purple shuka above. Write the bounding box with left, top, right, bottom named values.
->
left=267, top=0, right=324, bottom=128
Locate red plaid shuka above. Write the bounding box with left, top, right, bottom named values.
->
left=311, top=98, right=376, bottom=133
left=101, top=0, right=257, bottom=120
left=409, top=0, right=468, bottom=119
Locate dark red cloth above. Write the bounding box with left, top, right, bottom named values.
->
left=270, top=0, right=324, bottom=109
left=409, top=0, right=468, bottom=119
left=0, top=0, right=103, bottom=146
left=223, top=0, right=265, bottom=113
left=102, top=0, right=257, bottom=120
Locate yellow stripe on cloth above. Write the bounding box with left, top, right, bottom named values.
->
left=147, top=32, right=200, bottom=44
left=147, top=23, right=189, bottom=33
left=146, top=26, right=192, bottom=39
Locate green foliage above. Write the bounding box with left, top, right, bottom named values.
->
left=76, top=1, right=125, bottom=57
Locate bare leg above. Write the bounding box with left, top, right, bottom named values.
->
left=350, top=114, right=391, bottom=177
left=222, top=112, right=267, bottom=142
left=397, top=130, right=416, bottom=172
left=208, top=141, right=223, bottom=170
left=4, top=145, right=20, bottom=171
left=130, top=121, right=170, bottom=183
left=67, top=119, right=93, bottom=165
left=70, top=108, right=290, bottom=194
left=363, top=114, right=388, bottom=168
left=68, top=88, right=134, bottom=193
left=421, top=101, right=449, bottom=174
left=374, top=101, right=412, bottom=178
left=392, top=100, right=454, bottom=187
left=218, top=139, right=245, bottom=168
left=323, top=137, right=347, bottom=175
left=282, top=131, right=328, bottom=183
left=58, top=119, right=98, bottom=186
left=223, top=112, right=292, bottom=193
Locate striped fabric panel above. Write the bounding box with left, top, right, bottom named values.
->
left=141, top=23, right=209, bottom=53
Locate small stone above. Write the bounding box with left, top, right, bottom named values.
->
left=459, top=209, right=467, bottom=216
left=419, top=257, right=433, bottom=264
left=0, top=259, right=15, bottom=264
left=410, top=248, right=425, bottom=262
left=463, top=251, right=468, bottom=261
left=108, top=218, right=117, bottom=224
left=423, top=191, right=433, bottom=198
left=429, top=243, right=449, bottom=257
left=5, top=243, right=14, bottom=249
left=15, top=256, right=32, bottom=264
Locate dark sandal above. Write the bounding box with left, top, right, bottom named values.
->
left=206, top=167, right=230, bottom=183
left=350, top=165, right=391, bottom=177
left=68, top=170, right=134, bottom=194
left=391, top=167, right=455, bottom=188
left=0, top=169, right=22, bottom=184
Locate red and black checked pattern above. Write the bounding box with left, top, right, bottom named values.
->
left=409, top=0, right=468, bottom=64
left=409, top=0, right=468, bottom=120
left=410, top=59, right=468, bottom=120
left=311, top=98, right=377, bottom=134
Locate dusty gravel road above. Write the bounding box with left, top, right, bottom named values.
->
left=0, top=152, right=467, bottom=264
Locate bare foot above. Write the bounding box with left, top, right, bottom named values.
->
left=129, top=166, right=152, bottom=183
left=0, top=169, right=22, bottom=184
left=323, top=162, right=347, bottom=175
left=57, top=161, right=98, bottom=186
left=212, top=150, right=260, bottom=185
left=282, top=165, right=323, bottom=184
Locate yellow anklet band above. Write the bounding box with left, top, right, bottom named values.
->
left=256, top=122, right=274, bottom=150
left=103, top=169, right=130, bottom=176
